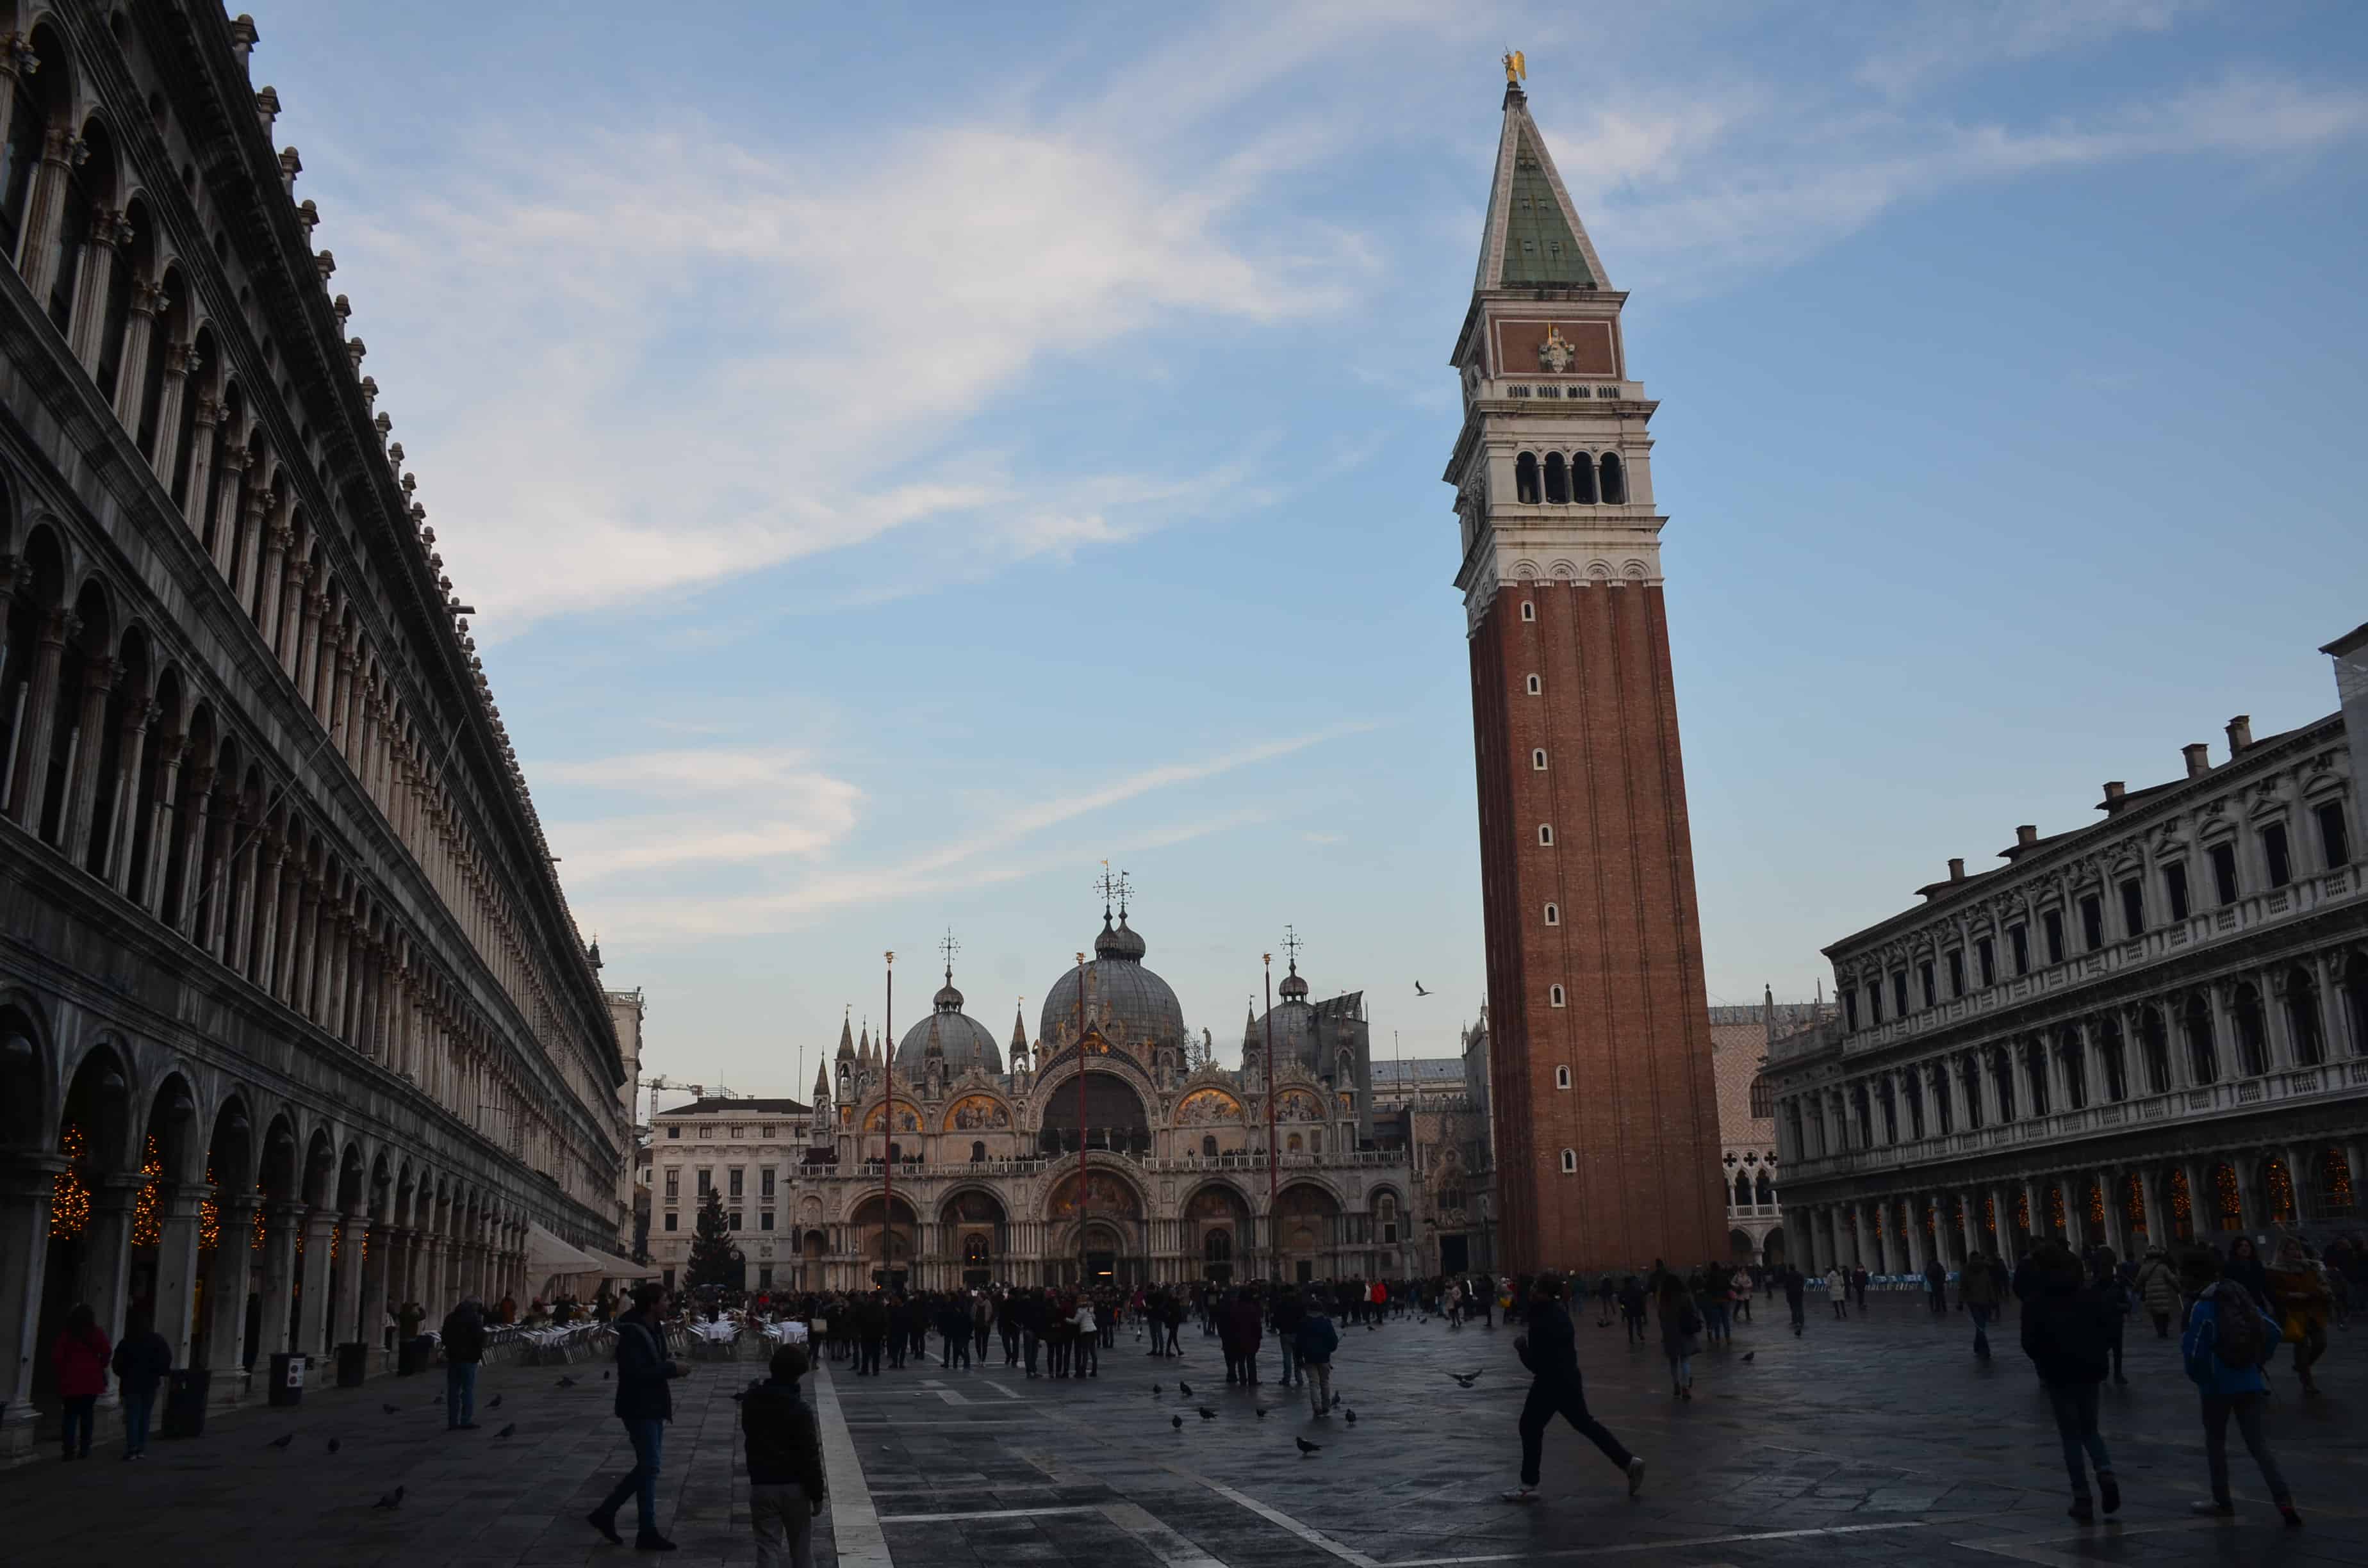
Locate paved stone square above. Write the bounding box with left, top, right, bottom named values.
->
left=3, top=1295, right=2365, bottom=1566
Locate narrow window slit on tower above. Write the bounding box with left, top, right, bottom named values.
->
left=1515, top=452, right=1541, bottom=503
left=1525, top=673, right=1541, bottom=694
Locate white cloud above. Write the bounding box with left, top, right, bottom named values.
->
left=1854, top=0, right=2206, bottom=97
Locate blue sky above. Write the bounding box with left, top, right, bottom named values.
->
left=261, top=2, right=2368, bottom=1095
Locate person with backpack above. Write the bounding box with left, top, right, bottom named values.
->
left=1295, top=1299, right=1341, bottom=1416
left=741, top=1343, right=827, bottom=1568
left=2133, top=1246, right=2179, bottom=1337
left=2018, top=1242, right=2119, bottom=1522
left=2178, top=1249, right=2301, bottom=1528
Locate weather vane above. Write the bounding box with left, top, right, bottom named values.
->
left=1281, top=924, right=1304, bottom=969
left=939, top=927, right=960, bottom=977
left=1094, top=863, right=1133, bottom=913
left=1502, top=49, right=1526, bottom=85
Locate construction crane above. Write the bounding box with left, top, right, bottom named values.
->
left=640, top=1074, right=741, bottom=1133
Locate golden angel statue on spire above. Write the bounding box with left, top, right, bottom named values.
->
left=1503, top=50, right=1526, bottom=85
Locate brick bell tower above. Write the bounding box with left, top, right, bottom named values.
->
left=1445, top=64, right=1725, bottom=1275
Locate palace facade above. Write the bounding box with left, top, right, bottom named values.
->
left=646, top=909, right=1413, bottom=1292
left=0, top=5, right=632, bottom=1460
left=1761, top=630, right=2368, bottom=1276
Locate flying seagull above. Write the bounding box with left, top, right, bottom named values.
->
left=1414, top=982, right=1431, bottom=997
left=1450, top=1372, right=1481, bottom=1388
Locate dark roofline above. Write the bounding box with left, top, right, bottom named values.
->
left=658, top=1097, right=810, bottom=1117
left=2319, top=621, right=2368, bottom=658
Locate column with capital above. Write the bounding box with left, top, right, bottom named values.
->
left=297, top=1207, right=336, bottom=1359
left=180, top=398, right=221, bottom=539
left=3, top=607, right=72, bottom=829
left=256, top=1200, right=300, bottom=1360
left=249, top=837, right=286, bottom=990
left=233, top=485, right=273, bottom=614
left=111, top=278, right=165, bottom=430
left=147, top=343, right=198, bottom=487
left=275, top=553, right=307, bottom=678
left=201, top=1196, right=258, bottom=1403
left=104, top=697, right=158, bottom=895
left=67, top=208, right=127, bottom=371
left=227, top=815, right=263, bottom=976
left=17, top=126, right=86, bottom=306
left=297, top=592, right=327, bottom=715
left=200, top=779, right=236, bottom=960
left=58, top=654, right=119, bottom=863
left=255, top=515, right=290, bottom=644
left=359, top=1221, right=391, bottom=1350
left=77, top=1174, right=142, bottom=1352
left=334, top=1212, right=369, bottom=1350
left=136, top=731, right=185, bottom=917
left=0, top=1156, right=62, bottom=1463
left=151, top=1182, right=208, bottom=1369
left=209, top=442, right=251, bottom=577
left=168, top=764, right=215, bottom=937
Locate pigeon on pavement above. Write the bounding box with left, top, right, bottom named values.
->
left=372, top=1485, right=405, bottom=1510
left=1197, top=1407, right=1217, bottom=1421
left=267, top=1432, right=295, bottom=1450
left=1177, top=1381, right=1192, bottom=1397
left=1344, top=1408, right=1356, bottom=1425
left=1296, top=1437, right=1322, bottom=1455
left=1742, top=1351, right=1756, bottom=1363
left=1255, top=1407, right=1269, bottom=1419
left=1171, top=1415, right=1183, bottom=1431
left=496, top=1423, right=516, bottom=1439
left=557, top=1376, right=576, bottom=1388
left=381, top=1403, right=399, bottom=1415
left=489, top=1394, right=503, bottom=1409
left=1152, top=1384, right=1162, bottom=1396
left=1450, top=1372, right=1481, bottom=1388
left=327, top=1437, right=341, bottom=1453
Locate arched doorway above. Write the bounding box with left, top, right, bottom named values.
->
left=1184, top=1183, right=1251, bottom=1284
left=1273, top=1182, right=1340, bottom=1284
left=37, top=1043, right=136, bottom=1413
left=941, top=1189, right=1007, bottom=1287
left=1761, top=1227, right=1787, bottom=1268
left=1046, top=1166, right=1144, bottom=1287
left=850, top=1194, right=917, bottom=1289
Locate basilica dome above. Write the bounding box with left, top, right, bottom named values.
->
left=893, top=972, right=1004, bottom=1075
left=1039, top=911, right=1186, bottom=1054
left=1251, top=961, right=1339, bottom=1074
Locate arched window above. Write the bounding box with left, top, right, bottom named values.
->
left=1755, top=1171, right=1775, bottom=1205
left=1515, top=452, right=1541, bottom=504
left=2140, top=1006, right=2171, bottom=1091
left=1525, top=673, right=1540, bottom=695
left=1554, top=1065, right=1571, bottom=1090
left=1733, top=1171, right=1751, bottom=1205
left=2183, top=993, right=2218, bottom=1082
left=0, top=61, right=43, bottom=256
left=1570, top=452, right=1597, bottom=503
left=1287, top=1132, right=1303, bottom=1152
left=1205, top=1229, right=1232, bottom=1264
left=1538, top=824, right=1554, bottom=845
left=1531, top=748, right=1548, bottom=771
left=1542, top=452, right=1570, bottom=504
left=1548, top=984, right=1566, bottom=1008
left=1520, top=600, right=1536, bottom=622
left=969, top=1139, right=986, bottom=1163
left=2233, top=983, right=2268, bottom=1075
left=1201, top=1134, right=1218, bottom=1158
left=1598, top=452, right=1627, bottom=504
left=1377, top=1196, right=1399, bottom=1244
left=2287, top=967, right=2326, bottom=1065
left=1543, top=903, right=1559, bottom=926
left=1559, top=1148, right=1577, bottom=1173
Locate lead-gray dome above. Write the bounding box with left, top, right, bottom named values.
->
left=1040, top=912, right=1185, bottom=1052
left=894, top=972, right=1004, bottom=1075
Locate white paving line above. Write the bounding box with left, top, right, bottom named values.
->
left=812, top=1360, right=893, bottom=1568
left=1101, top=1499, right=1231, bottom=1568
left=1379, top=1518, right=1937, bottom=1565
left=1163, top=1463, right=1381, bottom=1567
left=876, top=1505, right=1102, bottom=1524
left=1947, top=1517, right=2224, bottom=1568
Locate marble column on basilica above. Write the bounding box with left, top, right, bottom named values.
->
left=78, top=1175, right=143, bottom=1350
left=257, top=1204, right=300, bottom=1360
left=360, top=1220, right=393, bottom=1350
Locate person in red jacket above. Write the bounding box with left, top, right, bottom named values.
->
left=51, top=1302, right=111, bottom=1461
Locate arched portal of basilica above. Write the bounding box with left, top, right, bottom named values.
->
left=794, top=906, right=1413, bottom=1289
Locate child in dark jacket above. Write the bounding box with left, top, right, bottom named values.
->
left=2018, top=1243, right=2117, bottom=1521
left=741, top=1344, right=828, bottom=1568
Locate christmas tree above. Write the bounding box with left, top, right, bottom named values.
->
left=684, top=1189, right=740, bottom=1290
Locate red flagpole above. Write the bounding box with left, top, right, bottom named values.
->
left=882, top=950, right=894, bottom=1286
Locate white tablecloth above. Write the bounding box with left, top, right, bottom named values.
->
left=686, top=1319, right=740, bottom=1344
left=761, top=1321, right=810, bottom=1347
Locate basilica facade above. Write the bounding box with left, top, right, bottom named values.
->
left=762, top=909, right=1412, bottom=1290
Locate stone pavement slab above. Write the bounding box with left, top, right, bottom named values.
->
left=2, top=1298, right=2364, bottom=1565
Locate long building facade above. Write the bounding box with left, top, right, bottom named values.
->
left=0, top=4, right=631, bottom=1461
left=1762, top=632, right=2368, bottom=1277
left=1445, top=68, right=1727, bottom=1273
left=648, top=909, right=1413, bottom=1293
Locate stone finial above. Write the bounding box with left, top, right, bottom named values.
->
left=409, top=502, right=426, bottom=525
left=230, top=15, right=260, bottom=69
left=331, top=292, right=350, bottom=323
left=387, top=441, right=404, bottom=465
left=401, top=472, right=416, bottom=496
left=278, top=145, right=301, bottom=192
left=255, top=85, right=280, bottom=133
left=359, top=374, right=377, bottom=409
left=419, top=525, right=434, bottom=544
left=346, top=337, right=366, bottom=370
left=296, top=197, right=318, bottom=234
left=314, top=249, right=335, bottom=282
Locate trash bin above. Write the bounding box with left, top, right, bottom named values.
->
left=335, top=1341, right=368, bottom=1389
left=267, top=1351, right=306, bottom=1407
left=162, top=1368, right=211, bottom=1439
left=397, top=1335, right=431, bottom=1376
